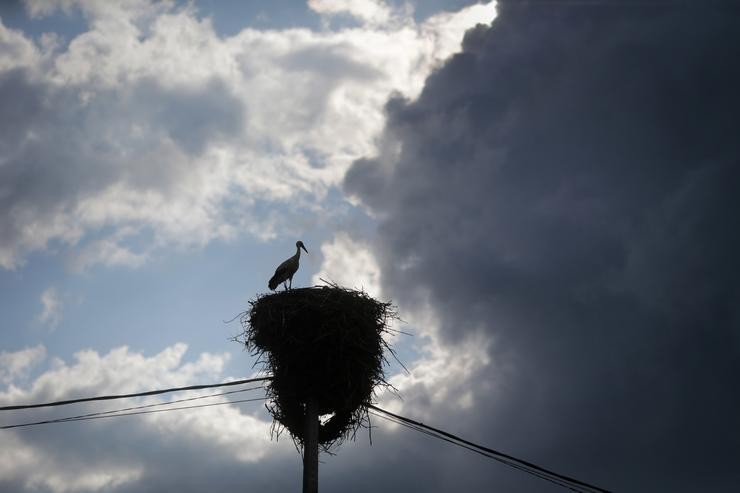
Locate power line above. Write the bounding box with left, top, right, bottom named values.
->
left=0, top=377, right=610, bottom=492
left=28, top=397, right=269, bottom=427
left=368, top=404, right=611, bottom=493
left=1, top=385, right=268, bottom=430
left=0, top=376, right=272, bottom=412
left=367, top=409, right=589, bottom=492
left=366, top=409, right=580, bottom=492
left=368, top=405, right=610, bottom=493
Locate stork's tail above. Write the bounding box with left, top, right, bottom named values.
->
left=268, top=275, right=279, bottom=290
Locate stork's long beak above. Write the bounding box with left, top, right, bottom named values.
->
left=301, top=244, right=309, bottom=254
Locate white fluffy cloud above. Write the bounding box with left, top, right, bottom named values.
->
left=308, top=0, right=393, bottom=25
left=0, top=345, right=46, bottom=385
left=311, top=232, right=381, bottom=296
left=0, top=0, right=496, bottom=270
left=0, top=343, right=286, bottom=493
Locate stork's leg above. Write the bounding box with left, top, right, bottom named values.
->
left=288, top=277, right=293, bottom=290
left=283, top=280, right=288, bottom=291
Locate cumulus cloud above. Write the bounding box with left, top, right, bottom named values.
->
left=0, top=15, right=38, bottom=70
left=308, top=0, right=393, bottom=25
left=38, top=287, right=63, bottom=330
left=0, top=345, right=46, bottom=385
left=0, top=0, right=496, bottom=270
left=0, top=343, right=292, bottom=493
left=345, top=2, right=740, bottom=491
left=312, top=232, right=382, bottom=296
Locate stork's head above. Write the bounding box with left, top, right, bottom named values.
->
left=296, top=240, right=308, bottom=254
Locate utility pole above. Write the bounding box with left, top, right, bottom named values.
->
left=303, top=396, right=319, bottom=493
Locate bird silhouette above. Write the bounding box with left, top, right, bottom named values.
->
left=269, top=241, right=308, bottom=291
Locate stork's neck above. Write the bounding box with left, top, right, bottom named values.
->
left=295, top=245, right=302, bottom=260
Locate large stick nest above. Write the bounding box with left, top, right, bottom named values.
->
left=240, top=284, right=399, bottom=448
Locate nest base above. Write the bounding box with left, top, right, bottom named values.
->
left=242, top=285, right=396, bottom=447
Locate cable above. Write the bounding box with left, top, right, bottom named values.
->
left=369, top=411, right=581, bottom=491
left=0, top=377, right=609, bottom=492
left=40, top=397, right=268, bottom=426
left=370, top=410, right=598, bottom=493
left=367, top=410, right=584, bottom=493
left=2, top=385, right=267, bottom=430
left=0, top=390, right=267, bottom=430
left=0, top=376, right=272, bottom=412
left=369, top=404, right=611, bottom=493
left=369, top=406, right=605, bottom=493
left=369, top=405, right=608, bottom=493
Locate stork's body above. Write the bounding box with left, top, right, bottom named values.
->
left=269, top=241, right=308, bottom=291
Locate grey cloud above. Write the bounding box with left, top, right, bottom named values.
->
left=345, top=2, right=740, bottom=491
left=279, top=43, right=381, bottom=81
left=127, top=77, right=245, bottom=156
left=261, top=43, right=382, bottom=133
left=0, top=67, right=245, bottom=266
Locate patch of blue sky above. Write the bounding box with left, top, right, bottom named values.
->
left=383, top=334, right=420, bottom=378
left=184, top=0, right=323, bottom=35
left=281, top=187, right=376, bottom=246
left=62, top=237, right=276, bottom=356
left=0, top=250, right=67, bottom=350
left=0, top=1, right=87, bottom=47
left=189, top=0, right=486, bottom=36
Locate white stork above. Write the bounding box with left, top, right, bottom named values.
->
left=268, top=241, right=308, bottom=291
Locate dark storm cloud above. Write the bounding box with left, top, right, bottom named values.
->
left=345, top=2, right=740, bottom=491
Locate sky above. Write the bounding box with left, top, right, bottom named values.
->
left=1, top=0, right=739, bottom=492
